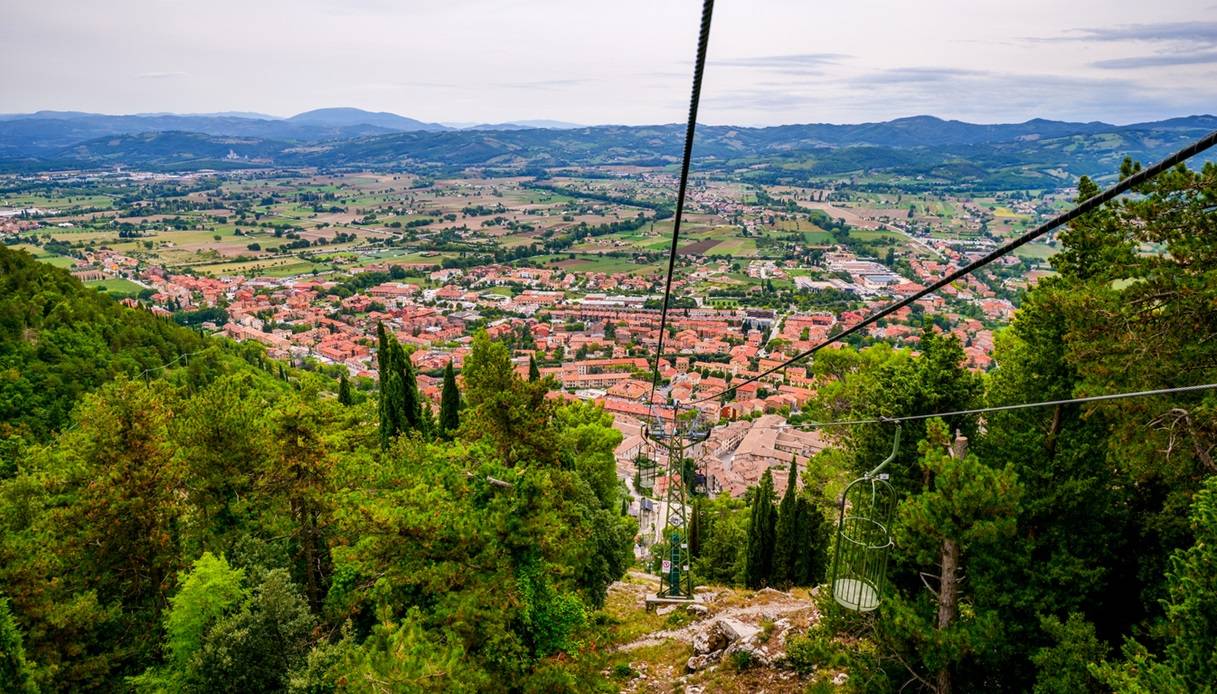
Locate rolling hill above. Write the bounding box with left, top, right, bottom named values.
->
left=2, top=112, right=1214, bottom=190
left=286, top=107, right=448, bottom=132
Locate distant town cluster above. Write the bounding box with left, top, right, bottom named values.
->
left=1, top=165, right=1066, bottom=529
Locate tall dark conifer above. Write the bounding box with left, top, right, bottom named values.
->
left=337, top=373, right=352, bottom=406
left=773, top=457, right=800, bottom=588
left=439, top=361, right=460, bottom=439
left=744, top=469, right=777, bottom=589
left=400, top=348, right=422, bottom=432
left=794, top=496, right=830, bottom=586
left=377, top=323, right=407, bottom=448
left=528, top=354, right=540, bottom=382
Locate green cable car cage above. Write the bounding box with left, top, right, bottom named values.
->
left=830, top=425, right=901, bottom=612
left=635, top=454, right=658, bottom=494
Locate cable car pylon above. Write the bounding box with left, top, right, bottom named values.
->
left=644, top=406, right=711, bottom=604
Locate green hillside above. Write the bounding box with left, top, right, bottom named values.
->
left=0, top=247, right=634, bottom=691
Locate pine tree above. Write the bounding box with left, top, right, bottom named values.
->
left=744, top=469, right=778, bottom=589
left=338, top=372, right=352, bottom=406
left=0, top=598, right=37, bottom=694
left=890, top=420, right=1021, bottom=693
left=1094, top=476, right=1217, bottom=691
left=439, top=361, right=460, bottom=440
left=772, top=457, right=800, bottom=588
left=528, top=354, right=540, bottom=382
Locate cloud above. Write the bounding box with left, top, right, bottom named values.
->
left=1038, top=21, right=1217, bottom=47
left=717, top=53, right=848, bottom=67
left=137, top=71, right=188, bottom=79
left=503, top=78, right=596, bottom=90
left=1093, top=50, right=1217, bottom=69
left=346, top=80, right=474, bottom=91
left=703, top=67, right=1209, bottom=125
left=853, top=66, right=989, bottom=84
left=714, top=53, right=848, bottom=76
left=705, top=89, right=821, bottom=113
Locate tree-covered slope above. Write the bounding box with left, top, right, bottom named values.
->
left=0, top=246, right=206, bottom=453
left=0, top=249, right=636, bottom=692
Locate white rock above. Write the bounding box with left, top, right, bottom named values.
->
left=687, top=603, right=709, bottom=616
left=692, top=622, right=729, bottom=655
left=686, top=653, right=720, bottom=672
left=719, top=617, right=763, bottom=643
left=833, top=672, right=849, bottom=686
left=724, top=639, right=772, bottom=667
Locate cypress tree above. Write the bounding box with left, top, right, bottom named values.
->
left=744, top=469, right=777, bottom=589
left=420, top=401, right=436, bottom=438
left=377, top=324, right=407, bottom=448
left=794, top=496, right=830, bottom=586
left=773, top=457, right=800, bottom=588
left=400, top=347, right=422, bottom=432
left=338, top=372, right=352, bottom=406
left=439, top=361, right=460, bottom=439
left=377, top=325, right=387, bottom=393
left=377, top=324, right=392, bottom=447
left=528, top=354, right=540, bottom=382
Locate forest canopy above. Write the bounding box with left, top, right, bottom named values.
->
left=0, top=247, right=633, bottom=691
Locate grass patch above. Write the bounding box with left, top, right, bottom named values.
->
left=85, top=278, right=144, bottom=295
left=1014, top=242, right=1057, bottom=260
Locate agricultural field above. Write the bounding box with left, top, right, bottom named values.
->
left=2, top=165, right=1063, bottom=297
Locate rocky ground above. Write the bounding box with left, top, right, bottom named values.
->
left=602, top=571, right=845, bottom=693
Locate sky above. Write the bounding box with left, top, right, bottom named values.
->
left=3, top=0, right=1216, bottom=126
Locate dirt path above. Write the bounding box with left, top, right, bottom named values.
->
left=617, top=600, right=813, bottom=651
left=613, top=573, right=815, bottom=652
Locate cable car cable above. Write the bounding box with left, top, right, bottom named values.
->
left=690, top=127, right=1217, bottom=406
left=646, top=0, right=715, bottom=423
left=785, top=381, right=1217, bottom=430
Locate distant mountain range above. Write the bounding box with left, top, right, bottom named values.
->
left=0, top=108, right=582, bottom=154
left=1, top=108, right=1214, bottom=190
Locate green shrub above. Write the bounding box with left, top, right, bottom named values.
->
left=730, top=649, right=754, bottom=671
left=785, top=630, right=847, bottom=675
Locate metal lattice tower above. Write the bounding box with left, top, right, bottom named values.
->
left=658, top=425, right=692, bottom=599
left=651, top=408, right=710, bottom=600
